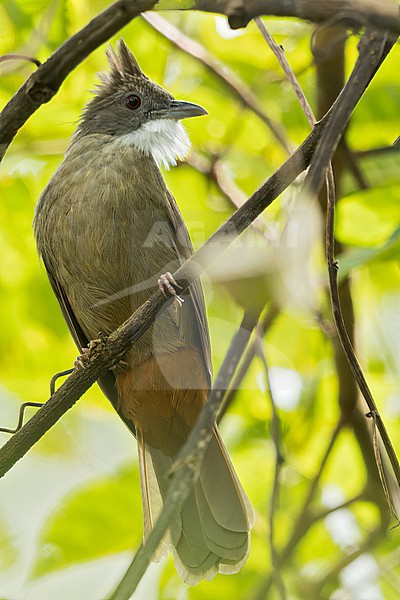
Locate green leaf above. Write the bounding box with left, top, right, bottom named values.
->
left=336, top=185, right=400, bottom=247
left=31, top=464, right=142, bottom=579
left=338, top=227, right=400, bottom=280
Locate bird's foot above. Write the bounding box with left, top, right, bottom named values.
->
left=74, top=347, right=90, bottom=370
left=74, top=336, right=106, bottom=370
left=110, top=359, right=129, bottom=373
left=158, top=272, right=184, bottom=308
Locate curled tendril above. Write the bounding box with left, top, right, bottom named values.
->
left=0, top=53, right=41, bottom=68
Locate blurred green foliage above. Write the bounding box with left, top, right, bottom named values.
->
left=0, top=1, right=399, bottom=599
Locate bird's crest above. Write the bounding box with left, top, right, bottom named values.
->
left=99, top=38, right=145, bottom=87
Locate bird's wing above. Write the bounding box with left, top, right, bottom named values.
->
left=42, top=258, right=135, bottom=434
left=43, top=257, right=88, bottom=352
left=165, top=190, right=213, bottom=387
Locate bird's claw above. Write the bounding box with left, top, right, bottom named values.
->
left=111, top=359, right=129, bottom=372
left=74, top=337, right=105, bottom=370
left=74, top=347, right=89, bottom=370
left=158, top=272, right=184, bottom=308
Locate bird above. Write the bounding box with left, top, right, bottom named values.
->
left=34, top=39, right=253, bottom=584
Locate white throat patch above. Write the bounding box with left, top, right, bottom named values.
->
left=116, top=119, right=191, bottom=170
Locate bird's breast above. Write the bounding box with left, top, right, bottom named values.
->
left=36, top=140, right=185, bottom=354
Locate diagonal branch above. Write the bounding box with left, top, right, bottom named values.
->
left=0, top=27, right=393, bottom=481
left=0, top=0, right=157, bottom=162
left=0, top=117, right=324, bottom=480
left=108, top=310, right=258, bottom=600
left=304, top=30, right=396, bottom=195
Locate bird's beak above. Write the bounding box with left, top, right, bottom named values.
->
left=157, top=100, right=207, bottom=120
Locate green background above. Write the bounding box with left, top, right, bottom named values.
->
left=0, top=1, right=399, bottom=599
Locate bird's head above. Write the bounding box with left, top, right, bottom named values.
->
left=75, top=39, right=207, bottom=169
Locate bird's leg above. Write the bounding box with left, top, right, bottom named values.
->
left=158, top=271, right=184, bottom=309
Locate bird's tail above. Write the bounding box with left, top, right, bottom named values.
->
left=137, top=426, right=254, bottom=584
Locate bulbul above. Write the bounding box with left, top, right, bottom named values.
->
left=34, top=39, right=253, bottom=584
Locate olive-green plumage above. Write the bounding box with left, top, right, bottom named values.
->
left=34, top=39, right=253, bottom=584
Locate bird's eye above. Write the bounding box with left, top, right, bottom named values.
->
left=125, top=94, right=141, bottom=110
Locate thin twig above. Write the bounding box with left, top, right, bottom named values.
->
left=312, top=492, right=365, bottom=522
left=142, top=13, right=292, bottom=153
left=0, top=402, right=44, bottom=435
left=254, top=17, right=356, bottom=531
left=280, top=419, right=343, bottom=562
left=355, top=141, right=400, bottom=158
left=254, top=17, right=316, bottom=127
left=341, top=139, right=370, bottom=189
left=0, top=54, right=41, bottom=67
left=184, top=151, right=265, bottom=229
left=0, top=29, right=391, bottom=480
left=256, top=339, right=286, bottom=600
left=325, top=150, right=400, bottom=489
left=107, top=310, right=259, bottom=600
left=184, top=151, right=276, bottom=236
left=300, top=29, right=400, bottom=487
left=49, top=368, right=75, bottom=395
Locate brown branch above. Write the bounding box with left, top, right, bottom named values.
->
left=255, top=17, right=316, bottom=127
left=307, top=30, right=400, bottom=490
left=0, top=0, right=157, bottom=162
left=254, top=22, right=375, bottom=527
left=0, top=22, right=392, bottom=504
left=254, top=16, right=365, bottom=448
left=302, top=32, right=400, bottom=490
left=0, top=116, right=323, bottom=479
left=1, top=47, right=385, bottom=475
left=193, top=0, right=400, bottom=34
left=313, top=23, right=388, bottom=517
left=142, top=12, right=292, bottom=153
left=326, top=161, right=400, bottom=493
left=305, top=30, right=396, bottom=195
